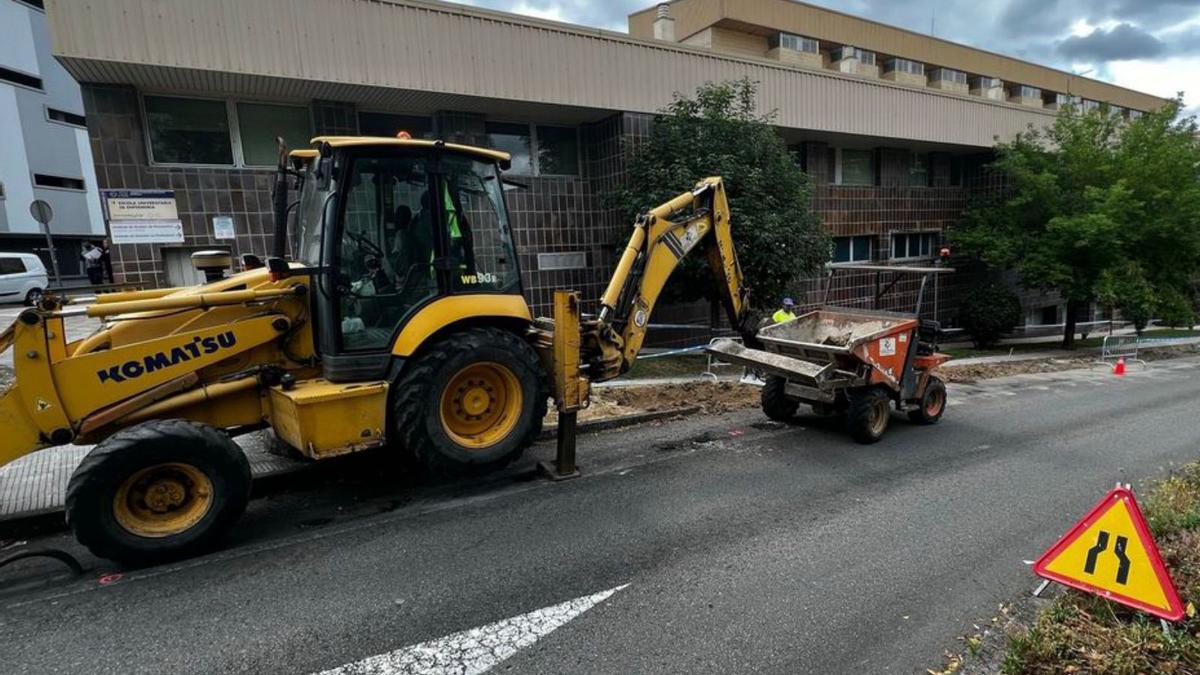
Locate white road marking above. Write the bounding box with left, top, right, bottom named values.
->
left=315, top=584, right=629, bottom=675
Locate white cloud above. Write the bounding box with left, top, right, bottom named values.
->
left=508, top=1, right=566, bottom=23
left=1106, top=56, right=1197, bottom=106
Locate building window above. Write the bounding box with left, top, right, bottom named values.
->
left=929, top=68, right=967, bottom=84
left=839, top=149, right=874, bottom=186
left=358, top=112, right=434, bottom=139
left=1051, top=93, right=1078, bottom=107
left=0, top=66, right=43, bottom=90
left=535, top=125, right=580, bottom=175
left=144, top=95, right=234, bottom=165
left=1010, top=85, right=1041, bottom=99
left=33, top=174, right=86, bottom=191
left=832, top=236, right=872, bottom=263
left=46, top=107, right=87, bottom=127
left=485, top=122, right=534, bottom=175
left=973, top=76, right=1002, bottom=89
left=1129, top=109, right=1144, bottom=120
left=832, top=46, right=876, bottom=65
left=1081, top=99, right=1101, bottom=112
left=910, top=153, right=929, bottom=187
left=892, top=232, right=938, bottom=260
left=236, top=102, right=312, bottom=166
left=885, top=58, right=925, bottom=76
left=772, top=32, right=818, bottom=53
left=485, top=122, right=579, bottom=176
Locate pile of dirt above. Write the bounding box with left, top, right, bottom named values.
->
left=605, top=381, right=760, bottom=414
left=937, top=357, right=1096, bottom=383
left=545, top=381, right=760, bottom=425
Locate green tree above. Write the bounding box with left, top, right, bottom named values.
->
left=615, top=78, right=828, bottom=310
left=1096, top=263, right=1156, bottom=333
left=953, top=99, right=1200, bottom=348
left=958, top=282, right=1023, bottom=348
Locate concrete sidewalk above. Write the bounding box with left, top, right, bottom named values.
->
left=0, top=434, right=308, bottom=525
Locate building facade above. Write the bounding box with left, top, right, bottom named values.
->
left=40, top=0, right=1165, bottom=327
left=1, top=0, right=105, bottom=281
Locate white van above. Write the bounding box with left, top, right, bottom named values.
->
left=0, top=253, right=49, bottom=305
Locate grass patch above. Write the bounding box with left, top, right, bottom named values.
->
left=944, top=328, right=1200, bottom=360
left=1001, top=464, right=1200, bottom=674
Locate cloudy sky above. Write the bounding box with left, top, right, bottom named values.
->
left=449, top=0, right=1200, bottom=114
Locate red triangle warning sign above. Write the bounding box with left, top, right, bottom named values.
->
left=1034, top=486, right=1185, bottom=621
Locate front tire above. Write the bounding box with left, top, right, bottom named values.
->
left=908, top=376, right=947, bottom=425
left=65, top=419, right=251, bottom=567
left=392, top=328, right=548, bottom=479
left=761, top=375, right=800, bottom=422
left=846, top=387, right=892, bottom=444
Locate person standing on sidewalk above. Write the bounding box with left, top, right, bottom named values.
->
left=82, top=242, right=103, bottom=284
left=99, top=238, right=114, bottom=284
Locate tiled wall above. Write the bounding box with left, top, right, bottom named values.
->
left=80, top=88, right=996, bottom=335
left=83, top=85, right=277, bottom=287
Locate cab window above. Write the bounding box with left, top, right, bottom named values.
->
left=336, top=154, right=437, bottom=351
left=440, top=154, right=520, bottom=295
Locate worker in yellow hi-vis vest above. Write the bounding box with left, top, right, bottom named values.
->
left=772, top=297, right=797, bottom=324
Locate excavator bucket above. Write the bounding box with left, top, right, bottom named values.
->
left=0, top=382, right=48, bottom=467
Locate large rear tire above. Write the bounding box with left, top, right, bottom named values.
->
left=761, top=375, right=800, bottom=422
left=65, top=419, right=251, bottom=567
left=907, top=376, right=947, bottom=425
left=392, top=328, right=548, bottom=479
left=846, top=387, right=892, bottom=444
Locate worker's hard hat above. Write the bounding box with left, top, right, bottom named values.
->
left=782, top=297, right=795, bottom=307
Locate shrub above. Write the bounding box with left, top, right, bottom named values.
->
left=958, top=282, right=1022, bottom=349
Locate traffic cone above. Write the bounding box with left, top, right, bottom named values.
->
left=1113, top=356, right=1126, bottom=376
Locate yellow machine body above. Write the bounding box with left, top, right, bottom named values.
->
left=267, top=380, right=389, bottom=459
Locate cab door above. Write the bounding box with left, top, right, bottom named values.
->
left=317, top=150, right=440, bottom=380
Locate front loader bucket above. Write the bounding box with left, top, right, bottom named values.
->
left=706, top=339, right=831, bottom=386
left=0, top=383, right=49, bottom=467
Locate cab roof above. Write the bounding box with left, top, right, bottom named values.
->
left=308, top=136, right=511, bottom=164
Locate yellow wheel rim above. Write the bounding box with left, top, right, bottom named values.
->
left=439, top=361, right=523, bottom=449
left=113, top=463, right=214, bottom=538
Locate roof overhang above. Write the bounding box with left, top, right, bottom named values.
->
left=47, top=0, right=1076, bottom=149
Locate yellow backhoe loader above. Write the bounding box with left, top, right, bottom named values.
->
left=0, top=135, right=758, bottom=565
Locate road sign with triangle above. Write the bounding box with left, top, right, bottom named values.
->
left=1034, top=486, right=1185, bottom=621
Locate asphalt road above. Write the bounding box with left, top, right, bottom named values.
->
left=1, top=359, right=1198, bottom=674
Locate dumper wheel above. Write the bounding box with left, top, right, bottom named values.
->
left=846, top=387, right=892, bottom=444
left=761, top=376, right=800, bottom=422
left=65, top=419, right=251, bottom=567
left=907, top=376, right=947, bottom=425
left=393, top=328, right=548, bottom=479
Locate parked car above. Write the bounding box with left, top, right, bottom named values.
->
left=0, top=253, right=49, bottom=305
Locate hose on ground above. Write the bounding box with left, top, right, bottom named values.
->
left=0, top=548, right=84, bottom=575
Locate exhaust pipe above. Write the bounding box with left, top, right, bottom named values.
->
left=271, top=137, right=290, bottom=259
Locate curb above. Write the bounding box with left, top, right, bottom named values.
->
left=539, top=406, right=702, bottom=440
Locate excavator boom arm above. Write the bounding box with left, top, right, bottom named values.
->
left=591, top=177, right=751, bottom=380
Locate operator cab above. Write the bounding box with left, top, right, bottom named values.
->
left=287, top=137, right=523, bottom=381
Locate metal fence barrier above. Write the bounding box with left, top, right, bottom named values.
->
left=1096, top=335, right=1147, bottom=368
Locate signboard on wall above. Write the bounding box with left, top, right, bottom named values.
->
left=104, top=189, right=184, bottom=244
left=109, top=220, right=185, bottom=244
left=103, top=190, right=179, bottom=221
left=212, top=215, right=236, bottom=240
